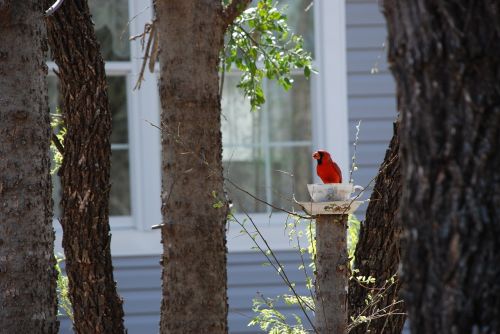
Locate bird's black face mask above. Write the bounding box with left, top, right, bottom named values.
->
left=317, top=152, right=324, bottom=165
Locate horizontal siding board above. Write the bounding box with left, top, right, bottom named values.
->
left=347, top=50, right=389, bottom=74
left=349, top=119, right=394, bottom=143
left=114, top=267, right=160, bottom=291
left=346, top=2, right=384, bottom=26
left=346, top=26, right=387, bottom=50
left=348, top=96, right=396, bottom=120
left=124, top=315, right=160, bottom=333
left=120, top=290, right=160, bottom=314
left=351, top=142, right=391, bottom=166
left=229, top=261, right=311, bottom=287
left=111, top=256, right=161, bottom=268
left=348, top=73, right=396, bottom=97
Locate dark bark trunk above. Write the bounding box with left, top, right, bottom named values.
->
left=383, top=1, right=500, bottom=333
left=315, top=214, right=348, bottom=334
left=0, top=2, right=59, bottom=332
left=155, top=1, right=229, bottom=333
left=348, top=122, right=405, bottom=334
left=44, top=1, right=126, bottom=333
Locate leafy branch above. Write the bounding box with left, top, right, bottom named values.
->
left=224, top=0, right=314, bottom=110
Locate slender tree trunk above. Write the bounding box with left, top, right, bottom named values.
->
left=348, top=122, right=405, bottom=333
left=384, top=1, right=500, bottom=332
left=154, top=0, right=249, bottom=332
left=0, top=2, right=59, bottom=332
left=156, top=2, right=227, bottom=332
left=44, top=1, right=126, bottom=333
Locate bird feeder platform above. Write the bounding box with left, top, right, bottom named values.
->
left=297, top=200, right=363, bottom=216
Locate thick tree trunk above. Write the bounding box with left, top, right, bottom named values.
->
left=155, top=1, right=229, bottom=333
left=0, top=2, right=59, bottom=332
left=315, top=215, right=348, bottom=334
left=384, top=1, right=500, bottom=332
left=348, top=122, right=405, bottom=334
left=44, top=1, right=126, bottom=333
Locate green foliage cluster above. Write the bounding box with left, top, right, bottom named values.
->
left=50, top=112, right=65, bottom=175
left=55, top=255, right=73, bottom=322
left=224, top=0, right=314, bottom=110
left=249, top=294, right=309, bottom=334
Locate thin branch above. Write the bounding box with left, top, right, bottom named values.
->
left=131, top=20, right=157, bottom=90
left=45, top=0, right=65, bottom=16
left=51, top=133, right=64, bottom=155
left=222, top=0, right=252, bottom=29
left=225, top=178, right=313, bottom=220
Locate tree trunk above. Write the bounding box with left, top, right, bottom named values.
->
left=44, top=1, right=126, bottom=333
left=0, top=2, right=59, bottom=332
left=154, top=0, right=250, bottom=332
left=348, top=122, right=405, bottom=333
left=315, top=214, right=348, bottom=334
left=384, top=1, right=500, bottom=332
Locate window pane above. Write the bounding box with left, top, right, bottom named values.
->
left=267, top=75, right=311, bottom=142
left=270, top=146, right=312, bottom=211
left=110, top=150, right=131, bottom=216
left=48, top=76, right=60, bottom=113
left=221, top=75, right=262, bottom=146
left=223, top=148, right=267, bottom=213
left=89, top=0, right=130, bottom=61
left=108, top=76, right=129, bottom=144
left=281, top=0, right=315, bottom=55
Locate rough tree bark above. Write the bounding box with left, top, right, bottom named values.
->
left=348, top=122, right=405, bottom=334
left=155, top=0, right=250, bottom=332
left=384, top=1, right=500, bottom=332
left=0, top=2, right=59, bottom=332
left=44, top=1, right=126, bottom=332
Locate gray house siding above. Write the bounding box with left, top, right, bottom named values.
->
left=346, top=0, right=397, bottom=218
left=59, top=251, right=312, bottom=333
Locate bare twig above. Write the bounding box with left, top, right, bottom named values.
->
left=45, top=0, right=65, bottom=16
left=131, top=20, right=157, bottom=90
left=349, top=120, right=361, bottom=183
left=225, top=178, right=313, bottom=220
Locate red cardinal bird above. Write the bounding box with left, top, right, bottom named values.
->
left=312, top=150, right=342, bottom=183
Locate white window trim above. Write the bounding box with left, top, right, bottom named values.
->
left=54, top=0, right=349, bottom=257
left=312, top=0, right=350, bottom=178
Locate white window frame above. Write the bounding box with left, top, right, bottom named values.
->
left=54, top=0, right=348, bottom=256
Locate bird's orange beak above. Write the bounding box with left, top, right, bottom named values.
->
left=312, top=152, right=320, bottom=160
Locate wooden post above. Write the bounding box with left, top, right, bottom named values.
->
left=315, top=214, right=348, bottom=334
left=298, top=201, right=361, bottom=334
